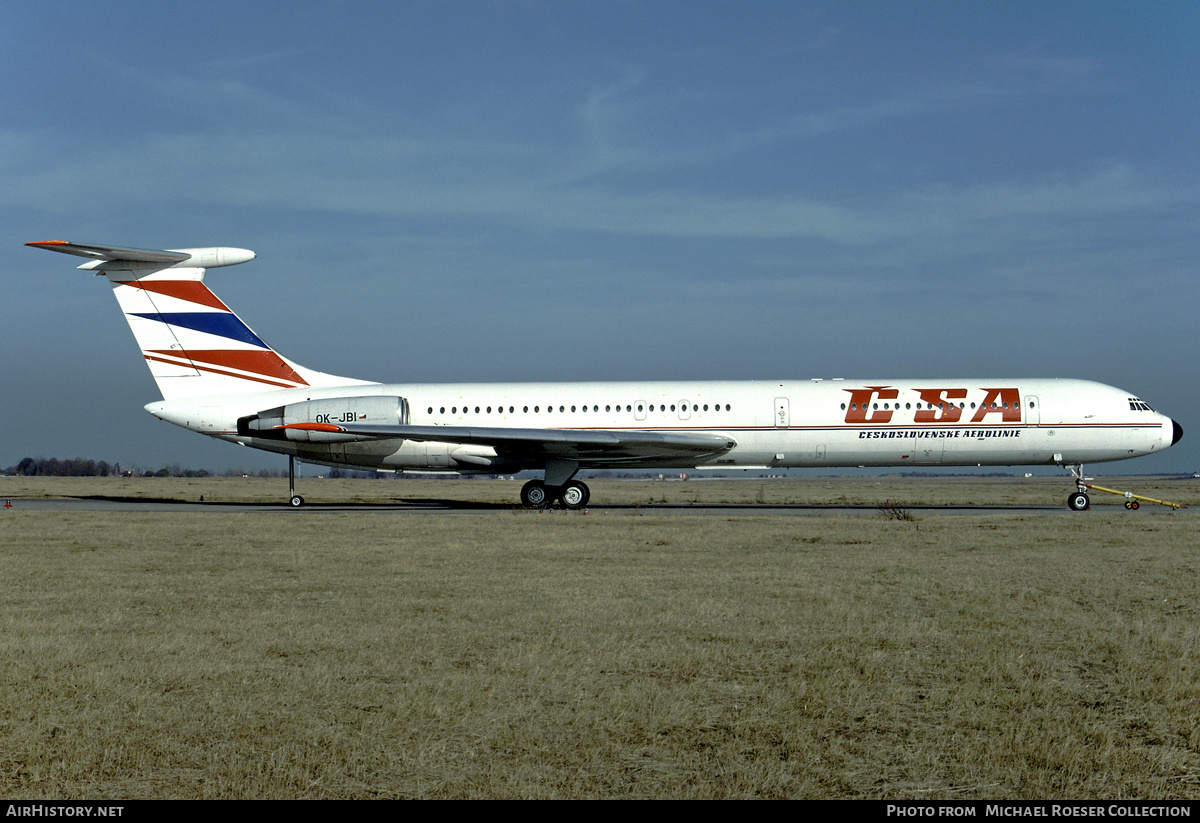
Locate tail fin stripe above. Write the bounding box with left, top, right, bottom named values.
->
left=146, top=349, right=307, bottom=385
left=115, top=280, right=232, bottom=312
left=129, top=312, right=269, bottom=348
left=142, top=354, right=303, bottom=389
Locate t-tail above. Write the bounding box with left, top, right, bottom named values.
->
left=26, top=241, right=372, bottom=400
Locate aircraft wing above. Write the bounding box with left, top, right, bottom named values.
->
left=25, top=240, right=191, bottom=264
left=333, top=423, right=737, bottom=464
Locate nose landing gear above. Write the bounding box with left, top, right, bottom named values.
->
left=1067, top=490, right=1090, bottom=511
left=1066, top=464, right=1186, bottom=511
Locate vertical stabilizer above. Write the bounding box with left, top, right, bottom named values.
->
left=26, top=241, right=373, bottom=400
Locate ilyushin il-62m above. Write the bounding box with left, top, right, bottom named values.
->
left=27, top=241, right=1183, bottom=510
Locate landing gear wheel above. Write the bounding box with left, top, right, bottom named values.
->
left=559, top=480, right=590, bottom=510
left=289, top=495, right=305, bottom=508
left=1124, top=500, right=1140, bottom=510
left=521, top=480, right=548, bottom=508
left=1067, top=492, right=1090, bottom=511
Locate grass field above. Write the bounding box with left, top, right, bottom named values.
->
left=1, top=477, right=1198, bottom=798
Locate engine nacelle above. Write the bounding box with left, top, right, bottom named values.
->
left=238, top=395, right=409, bottom=442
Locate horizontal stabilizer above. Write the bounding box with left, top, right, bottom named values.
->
left=25, top=241, right=191, bottom=264
left=26, top=241, right=255, bottom=269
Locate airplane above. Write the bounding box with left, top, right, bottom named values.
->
left=26, top=240, right=1183, bottom=511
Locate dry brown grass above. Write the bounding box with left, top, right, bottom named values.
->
left=1, top=477, right=1198, bottom=798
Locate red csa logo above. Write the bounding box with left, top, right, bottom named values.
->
left=971, top=388, right=1021, bottom=423
left=843, top=386, right=898, bottom=424
left=914, top=388, right=967, bottom=423
left=844, top=386, right=1022, bottom=425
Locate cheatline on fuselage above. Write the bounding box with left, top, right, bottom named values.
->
left=27, top=241, right=1183, bottom=510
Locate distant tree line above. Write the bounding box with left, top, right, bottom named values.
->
left=4, top=459, right=626, bottom=480
left=7, top=459, right=451, bottom=480
left=2, top=457, right=320, bottom=478
left=4, top=457, right=217, bottom=478
left=7, top=457, right=121, bottom=477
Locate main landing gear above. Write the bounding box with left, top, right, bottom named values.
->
left=521, top=459, right=590, bottom=510
left=520, top=479, right=590, bottom=510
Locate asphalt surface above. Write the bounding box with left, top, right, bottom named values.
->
left=3, top=496, right=1095, bottom=515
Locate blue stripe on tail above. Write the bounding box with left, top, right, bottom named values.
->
left=130, top=312, right=269, bottom=349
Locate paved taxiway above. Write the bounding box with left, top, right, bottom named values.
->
left=6, top=497, right=1099, bottom=515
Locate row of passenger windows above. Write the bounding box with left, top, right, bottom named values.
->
left=841, top=401, right=1030, bottom=411
left=427, top=402, right=733, bottom=415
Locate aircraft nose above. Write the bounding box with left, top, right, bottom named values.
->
left=1172, top=418, right=1184, bottom=446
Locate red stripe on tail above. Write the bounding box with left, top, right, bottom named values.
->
left=146, top=349, right=308, bottom=385
left=116, top=280, right=232, bottom=312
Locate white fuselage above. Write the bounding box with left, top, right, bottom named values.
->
left=146, top=377, right=1177, bottom=474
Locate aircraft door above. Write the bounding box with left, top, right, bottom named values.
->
left=774, top=397, right=789, bottom=428
left=913, top=443, right=944, bottom=464
left=1026, top=396, right=1040, bottom=426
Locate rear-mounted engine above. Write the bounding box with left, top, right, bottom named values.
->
left=237, top=395, right=409, bottom=442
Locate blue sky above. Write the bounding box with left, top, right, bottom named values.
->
left=4, top=1, right=1198, bottom=474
